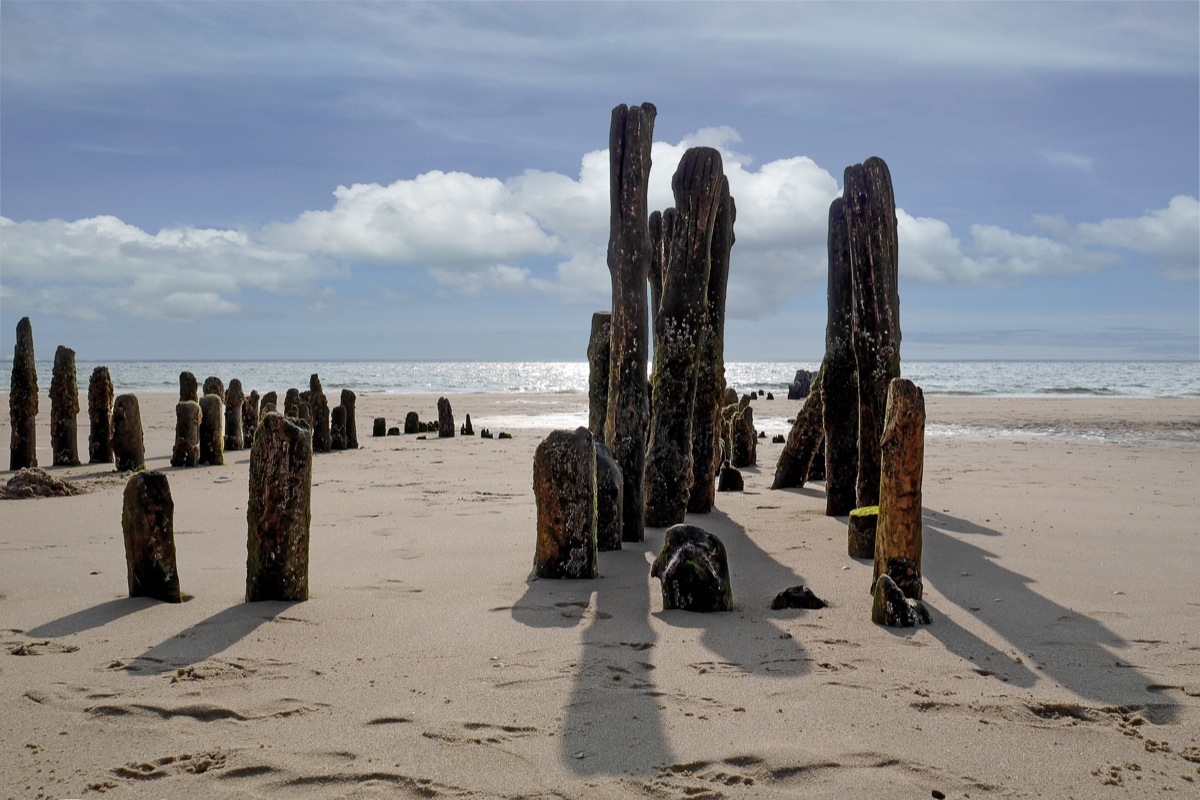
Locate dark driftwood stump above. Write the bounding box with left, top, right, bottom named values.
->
left=224, top=379, right=246, bottom=452
left=50, top=345, right=81, bottom=466
left=246, top=412, right=312, bottom=602
left=595, top=441, right=623, bottom=552
left=179, top=371, right=198, bottom=403
left=373, top=417, right=386, bottom=437
left=308, top=374, right=331, bottom=452
left=244, top=390, right=261, bottom=441
left=88, top=366, right=114, bottom=464
left=198, top=394, right=224, bottom=466
left=437, top=397, right=455, bottom=438
left=587, top=312, right=612, bottom=442
left=730, top=400, right=757, bottom=469
left=872, top=569, right=930, bottom=627
left=772, top=367, right=825, bottom=489
left=822, top=195, right=859, bottom=515
left=8, top=316, right=38, bottom=471
left=122, top=471, right=182, bottom=603
left=872, top=378, right=925, bottom=596
left=688, top=180, right=734, bottom=515
left=171, top=401, right=201, bottom=468
left=531, top=427, right=597, bottom=579
left=717, top=461, right=743, bottom=492
left=203, top=376, right=225, bottom=402
left=112, top=394, right=145, bottom=473
left=330, top=406, right=348, bottom=450
left=848, top=505, right=878, bottom=558
left=261, top=391, right=278, bottom=415
left=651, top=524, right=733, bottom=612
left=845, top=157, right=900, bottom=509
left=604, top=102, right=656, bottom=543
left=645, top=147, right=723, bottom=528
left=404, top=412, right=419, bottom=434
left=340, top=389, right=358, bottom=449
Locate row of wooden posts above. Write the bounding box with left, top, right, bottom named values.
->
left=536, top=103, right=927, bottom=626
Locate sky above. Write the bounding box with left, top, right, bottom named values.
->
left=1, top=1, right=1197, bottom=362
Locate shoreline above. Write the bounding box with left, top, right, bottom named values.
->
left=2, top=393, right=1198, bottom=798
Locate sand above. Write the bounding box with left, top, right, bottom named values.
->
left=1, top=392, right=1198, bottom=799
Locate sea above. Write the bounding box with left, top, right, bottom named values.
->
left=3, top=359, right=1195, bottom=399
left=3, top=359, right=1197, bottom=444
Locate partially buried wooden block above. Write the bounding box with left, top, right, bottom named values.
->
left=848, top=505, right=878, bottom=559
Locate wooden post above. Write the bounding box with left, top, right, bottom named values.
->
left=308, top=374, right=331, bottom=452
left=246, top=412, right=312, bottom=602
left=224, top=379, right=246, bottom=451
left=50, top=345, right=81, bottom=466
left=845, top=157, right=900, bottom=509
left=586, top=312, right=612, bottom=442
left=822, top=196, right=859, bottom=515
left=847, top=505, right=878, bottom=558
left=340, top=389, right=358, bottom=449
left=872, top=378, right=925, bottom=597
left=532, top=427, right=598, bottom=579
left=171, top=400, right=200, bottom=467
left=604, top=102, right=656, bottom=543
left=645, top=147, right=723, bottom=528
left=596, top=441, right=624, bottom=552
left=651, top=524, right=733, bottom=612
left=179, top=371, right=198, bottom=402
left=688, top=180, right=734, bottom=515
left=8, top=316, right=38, bottom=470
left=437, top=396, right=455, bottom=438
left=111, top=394, right=145, bottom=473
left=88, top=366, right=114, bottom=464
left=122, top=471, right=182, bottom=602
left=198, top=394, right=224, bottom=466
left=771, top=366, right=825, bottom=489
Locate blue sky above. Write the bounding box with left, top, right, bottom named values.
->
left=2, top=1, right=1197, bottom=362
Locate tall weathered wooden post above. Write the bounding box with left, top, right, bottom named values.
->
left=603, top=102, right=656, bottom=543
left=122, top=470, right=182, bottom=603
left=872, top=378, right=925, bottom=601
left=822, top=196, right=859, bottom=515
left=688, top=179, right=734, bottom=515
left=586, top=312, right=612, bottom=442
left=50, top=345, right=81, bottom=466
left=9, top=316, right=38, bottom=470
left=88, top=366, right=114, bottom=464
left=644, top=147, right=723, bottom=528
left=246, top=412, right=312, bottom=602
left=845, top=157, right=900, bottom=509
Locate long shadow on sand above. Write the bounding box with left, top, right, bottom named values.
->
left=653, top=508, right=815, bottom=680
left=511, top=501, right=819, bottom=778
left=513, top=536, right=673, bottom=776
left=126, top=601, right=297, bottom=676
left=921, top=509, right=1178, bottom=722
left=26, top=597, right=158, bottom=638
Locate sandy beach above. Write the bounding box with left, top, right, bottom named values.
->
left=2, top=391, right=1198, bottom=799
